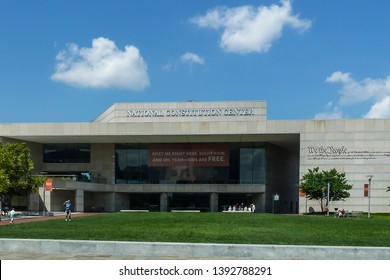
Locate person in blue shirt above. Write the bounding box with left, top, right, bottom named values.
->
left=63, top=200, right=72, bottom=221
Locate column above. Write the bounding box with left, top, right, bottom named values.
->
left=210, top=192, right=218, bottom=212
left=252, top=193, right=265, bottom=213
left=75, top=189, right=84, bottom=212
left=160, top=192, right=168, bottom=212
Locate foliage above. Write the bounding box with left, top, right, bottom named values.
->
left=0, top=143, right=44, bottom=206
left=387, top=186, right=390, bottom=206
left=299, top=167, right=352, bottom=211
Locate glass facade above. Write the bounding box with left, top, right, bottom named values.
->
left=115, top=143, right=265, bottom=184
left=43, top=144, right=91, bottom=163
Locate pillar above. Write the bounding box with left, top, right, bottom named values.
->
left=160, top=192, right=168, bottom=212
left=210, top=192, right=218, bottom=212
left=75, top=189, right=84, bottom=212
left=252, top=193, right=265, bottom=213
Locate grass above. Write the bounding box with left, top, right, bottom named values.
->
left=0, top=212, right=389, bottom=247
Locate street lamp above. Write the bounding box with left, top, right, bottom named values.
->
left=326, top=181, right=330, bottom=216
left=366, top=175, right=373, bottom=219
left=272, top=194, right=279, bottom=214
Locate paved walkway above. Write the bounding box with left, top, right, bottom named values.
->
left=0, top=211, right=101, bottom=225
left=0, top=250, right=168, bottom=260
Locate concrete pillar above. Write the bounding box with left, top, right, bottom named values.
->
left=210, top=192, right=218, bottom=212
left=252, top=193, right=265, bottom=213
left=160, top=192, right=168, bottom=212
left=43, top=188, right=52, bottom=212
left=75, top=189, right=84, bottom=212
left=105, top=192, right=115, bottom=212
left=113, top=193, right=129, bottom=212
left=28, top=193, right=40, bottom=212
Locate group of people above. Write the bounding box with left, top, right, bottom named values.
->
left=227, top=203, right=256, bottom=212
left=336, top=208, right=346, bottom=218
left=1, top=200, right=71, bottom=224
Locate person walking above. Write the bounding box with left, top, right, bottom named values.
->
left=64, top=200, right=72, bottom=221
left=9, top=208, right=16, bottom=224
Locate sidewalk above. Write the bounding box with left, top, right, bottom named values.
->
left=0, top=249, right=163, bottom=260
left=1, top=238, right=389, bottom=260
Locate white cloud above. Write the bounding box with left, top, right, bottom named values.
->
left=364, top=96, right=390, bottom=118
left=51, top=37, right=149, bottom=91
left=325, top=71, right=352, bottom=84
left=162, top=52, right=205, bottom=72
left=326, top=71, right=390, bottom=105
left=191, top=0, right=311, bottom=54
left=180, top=52, right=205, bottom=65
left=314, top=106, right=343, bottom=120
left=320, top=71, right=390, bottom=119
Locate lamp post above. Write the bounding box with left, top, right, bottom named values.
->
left=366, top=175, right=373, bottom=219
left=272, top=194, right=279, bottom=214
left=326, top=181, right=330, bottom=216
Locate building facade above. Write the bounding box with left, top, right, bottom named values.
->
left=0, top=101, right=389, bottom=213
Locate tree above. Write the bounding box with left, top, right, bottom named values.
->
left=299, top=167, right=352, bottom=212
left=387, top=187, right=390, bottom=206
left=0, top=143, right=44, bottom=208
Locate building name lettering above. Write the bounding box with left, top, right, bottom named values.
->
left=127, top=108, right=255, bottom=118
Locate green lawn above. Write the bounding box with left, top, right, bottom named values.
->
left=0, top=212, right=389, bottom=247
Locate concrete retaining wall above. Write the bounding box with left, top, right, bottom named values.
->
left=0, top=239, right=389, bottom=259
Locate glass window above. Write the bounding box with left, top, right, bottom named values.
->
left=239, top=144, right=265, bottom=184
left=43, top=144, right=90, bottom=163
left=252, top=148, right=265, bottom=184
left=115, top=143, right=265, bottom=184
left=115, top=144, right=148, bottom=183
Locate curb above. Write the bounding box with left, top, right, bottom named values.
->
left=1, top=239, right=389, bottom=260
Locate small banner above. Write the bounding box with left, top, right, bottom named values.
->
left=364, top=183, right=369, bottom=197
left=45, top=179, right=53, bottom=192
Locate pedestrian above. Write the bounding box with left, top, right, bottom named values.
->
left=63, top=200, right=72, bottom=221
left=9, top=208, right=16, bottom=224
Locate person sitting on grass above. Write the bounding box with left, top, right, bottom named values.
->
left=337, top=208, right=345, bottom=218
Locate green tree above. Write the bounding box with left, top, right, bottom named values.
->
left=387, top=186, right=390, bottom=206
left=0, top=143, right=44, bottom=208
left=299, top=167, right=352, bottom=212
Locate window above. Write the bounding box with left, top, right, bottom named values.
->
left=43, top=144, right=90, bottom=163
left=115, top=143, right=265, bottom=185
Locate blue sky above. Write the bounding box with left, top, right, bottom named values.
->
left=1, top=0, right=390, bottom=123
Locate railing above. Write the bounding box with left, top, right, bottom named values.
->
left=115, top=179, right=265, bottom=185
left=54, top=175, right=265, bottom=185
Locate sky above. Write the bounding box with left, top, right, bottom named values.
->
left=1, top=0, right=390, bottom=123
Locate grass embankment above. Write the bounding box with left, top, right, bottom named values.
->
left=0, top=212, right=389, bottom=247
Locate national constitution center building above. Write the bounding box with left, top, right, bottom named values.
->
left=1, top=101, right=389, bottom=213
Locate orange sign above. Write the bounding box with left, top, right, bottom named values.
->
left=299, top=191, right=306, bottom=197
left=45, top=179, right=53, bottom=192
left=149, top=143, right=229, bottom=167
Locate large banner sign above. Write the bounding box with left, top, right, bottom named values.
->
left=149, top=144, right=229, bottom=167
